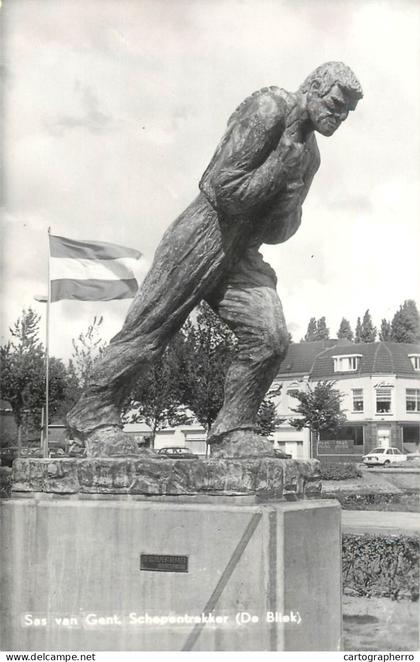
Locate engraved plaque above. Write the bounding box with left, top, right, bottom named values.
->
left=140, top=554, right=189, bottom=573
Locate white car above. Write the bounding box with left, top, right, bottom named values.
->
left=363, top=447, right=407, bottom=467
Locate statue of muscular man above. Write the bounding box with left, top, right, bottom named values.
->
left=67, top=61, right=363, bottom=458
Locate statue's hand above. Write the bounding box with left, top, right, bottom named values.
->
left=278, top=179, right=305, bottom=214
left=275, top=134, right=305, bottom=175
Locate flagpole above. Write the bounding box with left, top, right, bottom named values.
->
left=43, top=227, right=51, bottom=458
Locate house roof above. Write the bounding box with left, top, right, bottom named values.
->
left=123, top=422, right=152, bottom=433
left=276, top=339, right=352, bottom=375
left=277, top=341, right=420, bottom=379
left=311, top=341, right=420, bottom=378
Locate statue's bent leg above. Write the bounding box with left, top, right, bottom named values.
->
left=67, top=194, right=228, bottom=439
left=66, top=314, right=167, bottom=438
left=206, top=246, right=289, bottom=448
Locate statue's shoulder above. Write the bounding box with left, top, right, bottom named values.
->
left=227, top=86, right=289, bottom=131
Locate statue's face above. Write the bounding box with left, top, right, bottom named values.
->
left=307, top=82, right=355, bottom=137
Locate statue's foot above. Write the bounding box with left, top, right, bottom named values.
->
left=209, top=429, right=287, bottom=459
left=66, top=394, right=126, bottom=446
left=84, top=426, right=155, bottom=458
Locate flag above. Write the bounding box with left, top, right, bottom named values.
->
left=49, top=234, right=142, bottom=302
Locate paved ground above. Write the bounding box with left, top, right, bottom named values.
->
left=342, top=509, right=420, bottom=535
left=343, top=596, right=419, bottom=651
left=368, top=466, right=420, bottom=473
left=323, top=466, right=420, bottom=497
left=323, top=471, right=404, bottom=495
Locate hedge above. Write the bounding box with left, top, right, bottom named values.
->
left=330, top=493, right=420, bottom=512
left=343, top=533, right=419, bottom=601
left=0, top=467, right=12, bottom=499
left=319, top=462, right=362, bottom=481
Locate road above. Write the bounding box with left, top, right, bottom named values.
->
left=342, top=510, right=420, bottom=535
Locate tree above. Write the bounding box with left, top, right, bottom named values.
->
left=173, top=301, right=282, bottom=437
left=359, top=309, right=377, bottom=343
left=390, top=300, right=420, bottom=343
left=355, top=317, right=362, bottom=343
left=337, top=318, right=354, bottom=342
left=256, top=383, right=285, bottom=437
left=303, top=316, right=329, bottom=341
left=69, top=316, right=106, bottom=391
left=175, top=302, right=237, bottom=431
left=316, top=316, right=330, bottom=340
left=0, top=309, right=45, bottom=450
left=289, top=381, right=347, bottom=444
left=59, top=316, right=108, bottom=417
left=126, top=338, right=191, bottom=445
left=48, top=357, right=71, bottom=422
left=304, top=317, right=317, bottom=341
left=123, top=303, right=234, bottom=441
left=123, top=301, right=286, bottom=447
left=0, top=308, right=67, bottom=449
left=379, top=318, right=392, bottom=341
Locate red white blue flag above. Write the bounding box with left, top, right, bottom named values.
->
left=49, top=234, right=142, bottom=302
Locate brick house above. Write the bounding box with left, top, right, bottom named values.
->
left=273, top=341, right=420, bottom=462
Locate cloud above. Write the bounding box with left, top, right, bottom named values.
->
left=45, top=84, right=116, bottom=136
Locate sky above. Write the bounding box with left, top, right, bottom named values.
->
left=1, top=0, right=419, bottom=359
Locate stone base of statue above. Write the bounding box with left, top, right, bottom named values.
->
left=0, top=494, right=341, bottom=651
left=11, top=427, right=321, bottom=499
left=11, top=455, right=321, bottom=499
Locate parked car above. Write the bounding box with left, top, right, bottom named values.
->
left=362, top=447, right=407, bottom=467
left=157, top=447, right=200, bottom=460
left=274, top=448, right=292, bottom=459
left=48, top=448, right=66, bottom=458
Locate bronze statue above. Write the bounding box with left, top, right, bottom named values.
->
left=67, top=62, right=362, bottom=458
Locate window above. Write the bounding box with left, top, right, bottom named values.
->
left=376, top=388, right=392, bottom=413
left=320, top=425, right=364, bottom=447
left=333, top=355, right=362, bottom=372
left=352, top=389, right=364, bottom=412
left=406, top=389, right=420, bottom=412
left=403, top=424, right=420, bottom=453
left=287, top=389, right=300, bottom=408
left=409, top=355, right=420, bottom=371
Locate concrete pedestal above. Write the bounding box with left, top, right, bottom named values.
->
left=0, top=497, right=342, bottom=651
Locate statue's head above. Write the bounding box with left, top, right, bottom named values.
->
left=300, top=62, right=363, bottom=136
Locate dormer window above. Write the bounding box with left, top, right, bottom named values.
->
left=333, top=354, right=362, bottom=372
left=409, top=354, right=420, bottom=371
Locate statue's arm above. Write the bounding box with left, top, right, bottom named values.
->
left=260, top=138, right=321, bottom=245
left=199, top=94, right=302, bottom=217
left=279, top=143, right=320, bottom=215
